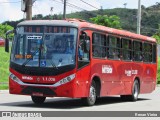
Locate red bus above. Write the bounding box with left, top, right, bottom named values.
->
left=5, top=19, right=157, bottom=106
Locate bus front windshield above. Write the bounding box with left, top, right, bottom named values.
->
left=11, top=26, right=77, bottom=68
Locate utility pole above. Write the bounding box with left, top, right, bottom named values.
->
left=50, top=7, right=54, bottom=19
left=137, top=0, right=141, bottom=34
left=63, top=0, right=67, bottom=19
left=26, top=0, right=32, bottom=20
left=123, top=3, right=127, bottom=9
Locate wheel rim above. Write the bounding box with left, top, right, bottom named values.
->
left=88, top=85, right=96, bottom=103
left=133, top=83, right=139, bottom=98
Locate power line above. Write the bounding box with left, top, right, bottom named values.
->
left=79, top=0, right=99, bottom=10
left=48, top=0, right=79, bottom=15
left=67, top=1, right=87, bottom=11
left=48, top=0, right=98, bottom=19
left=66, top=1, right=98, bottom=17
left=51, top=0, right=87, bottom=11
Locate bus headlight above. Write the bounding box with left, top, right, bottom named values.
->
left=10, top=73, right=22, bottom=84
left=53, top=74, right=75, bottom=87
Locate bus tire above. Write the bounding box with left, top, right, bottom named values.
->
left=130, top=80, right=139, bottom=101
left=31, top=96, right=46, bottom=104
left=121, top=80, right=139, bottom=101
left=82, top=81, right=97, bottom=106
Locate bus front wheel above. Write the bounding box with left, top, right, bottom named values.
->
left=31, top=96, right=46, bottom=104
left=82, top=81, right=97, bottom=106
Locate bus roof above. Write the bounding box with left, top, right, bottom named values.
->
left=18, top=20, right=79, bottom=28
left=18, top=19, right=156, bottom=43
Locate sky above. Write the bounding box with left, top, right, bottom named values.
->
left=0, top=0, right=159, bottom=23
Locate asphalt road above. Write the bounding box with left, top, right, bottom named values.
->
left=0, top=86, right=160, bottom=111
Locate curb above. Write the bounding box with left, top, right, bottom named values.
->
left=0, top=90, right=9, bottom=93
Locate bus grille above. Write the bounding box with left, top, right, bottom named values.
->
left=21, top=86, right=56, bottom=95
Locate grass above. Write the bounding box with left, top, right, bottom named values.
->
left=0, top=47, right=10, bottom=90
left=0, top=84, right=8, bottom=90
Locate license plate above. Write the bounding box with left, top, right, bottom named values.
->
left=32, top=92, right=43, bottom=97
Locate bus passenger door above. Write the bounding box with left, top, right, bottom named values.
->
left=75, top=32, right=91, bottom=97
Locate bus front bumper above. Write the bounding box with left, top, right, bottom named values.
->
left=9, top=77, right=76, bottom=98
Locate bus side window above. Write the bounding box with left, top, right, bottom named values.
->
left=143, top=43, right=152, bottom=63
left=122, top=38, right=132, bottom=61
left=133, top=41, right=143, bottom=62
left=92, top=33, right=107, bottom=58
left=152, top=44, right=157, bottom=63
left=107, top=36, right=121, bottom=60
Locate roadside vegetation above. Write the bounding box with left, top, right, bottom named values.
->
left=0, top=24, right=13, bottom=39
left=0, top=47, right=9, bottom=90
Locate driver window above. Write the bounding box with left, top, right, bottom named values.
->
left=78, top=33, right=90, bottom=61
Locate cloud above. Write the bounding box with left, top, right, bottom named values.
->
left=2, top=0, right=101, bottom=23
left=99, top=0, right=160, bottom=9
left=0, top=0, right=159, bottom=23
left=32, top=0, right=101, bottom=16
left=0, top=0, right=24, bottom=23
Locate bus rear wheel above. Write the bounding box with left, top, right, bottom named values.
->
left=82, top=81, right=97, bottom=106
left=121, top=80, right=139, bottom=101
left=31, top=96, right=46, bottom=104
left=131, top=80, right=139, bottom=101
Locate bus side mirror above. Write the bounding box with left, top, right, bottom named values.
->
left=5, top=30, right=14, bottom=53
left=5, top=37, right=9, bottom=53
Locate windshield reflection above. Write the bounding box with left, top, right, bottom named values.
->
left=11, top=26, right=77, bottom=68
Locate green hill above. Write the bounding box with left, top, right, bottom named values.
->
left=3, top=3, right=160, bottom=37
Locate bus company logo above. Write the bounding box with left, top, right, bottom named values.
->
left=132, top=70, right=138, bottom=75
left=125, top=70, right=132, bottom=76
left=102, top=65, right=113, bottom=74
left=22, top=76, right=33, bottom=80
left=125, top=70, right=138, bottom=76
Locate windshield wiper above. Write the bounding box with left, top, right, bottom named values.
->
left=22, top=49, right=58, bottom=69
left=48, top=59, right=58, bottom=69
left=22, top=49, right=39, bottom=67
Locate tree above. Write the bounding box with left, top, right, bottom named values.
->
left=152, top=24, right=160, bottom=44
left=90, top=15, right=121, bottom=29
left=33, top=14, right=43, bottom=20
left=0, top=24, right=14, bottom=39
